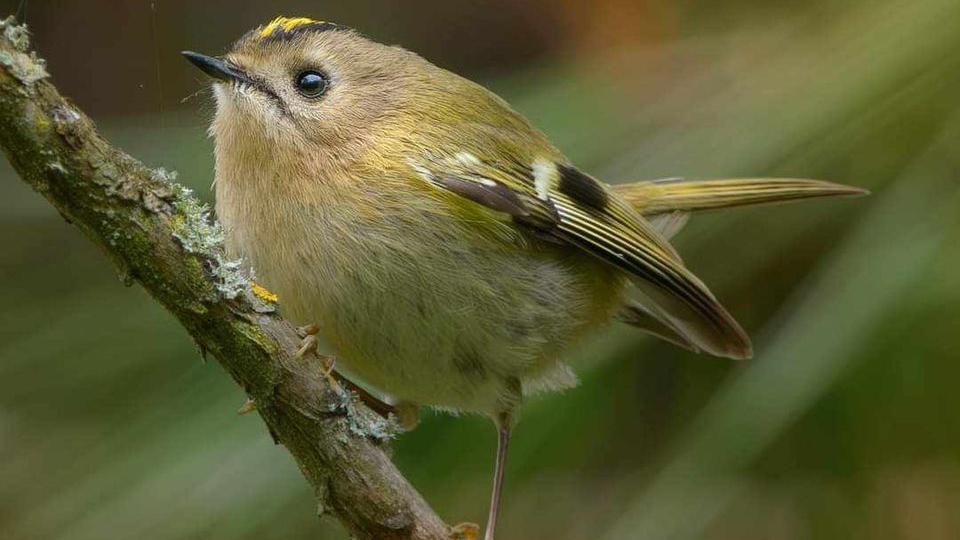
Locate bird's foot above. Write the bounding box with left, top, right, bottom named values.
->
left=292, top=323, right=344, bottom=394
left=294, top=323, right=321, bottom=359
left=319, top=355, right=343, bottom=394
left=290, top=323, right=405, bottom=424
left=450, top=522, right=480, bottom=540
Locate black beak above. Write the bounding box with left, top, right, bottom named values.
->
left=181, top=51, right=250, bottom=84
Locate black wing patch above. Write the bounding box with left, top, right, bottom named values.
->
left=557, top=165, right=609, bottom=210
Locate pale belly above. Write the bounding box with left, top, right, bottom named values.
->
left=223, top=199, right=625, bottom=415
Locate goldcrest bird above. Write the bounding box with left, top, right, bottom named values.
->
left=183, top=16, right=865, bottom=539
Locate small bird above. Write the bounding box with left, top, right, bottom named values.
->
left=183, top=17, right=865, bottom=539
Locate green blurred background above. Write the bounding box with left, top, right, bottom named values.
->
left=2, top=1, right=959, bottom=538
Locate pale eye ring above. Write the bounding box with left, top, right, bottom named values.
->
left=295, top=70, right=329, bottom=98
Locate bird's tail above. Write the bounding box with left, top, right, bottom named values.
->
left=615, top=177, right=866, bottom=356
left=612, top=178, right=868, bottom=216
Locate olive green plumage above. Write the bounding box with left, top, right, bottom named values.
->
left=183, top=17, right=865, bottom=539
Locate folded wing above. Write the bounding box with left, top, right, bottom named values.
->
left=411, top=154, right=752, bottom=359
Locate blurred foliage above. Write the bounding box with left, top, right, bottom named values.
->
left=1, top=1, right=959, bottom=539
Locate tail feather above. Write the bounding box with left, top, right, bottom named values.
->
left=613, top=177, right=865, bottom=356
left=618, top=301, right=700, bottom=354
left=612, top=178, right=868, bottom=216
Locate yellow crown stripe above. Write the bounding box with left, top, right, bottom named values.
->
left=258, top=17, right=325, bottom=38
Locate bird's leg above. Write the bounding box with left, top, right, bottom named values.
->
left=483, top=410, right=513, bottom=540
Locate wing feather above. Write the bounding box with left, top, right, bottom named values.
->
left=411, top=154, right=752, bottom=359
left=551, top=195, right=750, bottom=358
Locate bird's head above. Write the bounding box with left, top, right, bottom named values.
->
left=183, top=17, right=424, bottom=149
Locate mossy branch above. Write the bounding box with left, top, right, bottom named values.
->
left=0, top=17, right=454, bottom=540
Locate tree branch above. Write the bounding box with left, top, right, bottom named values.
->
left=0, top=17, right=454, bottom=540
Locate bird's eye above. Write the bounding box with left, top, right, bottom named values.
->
left=295, top=70, right=329, bottom=98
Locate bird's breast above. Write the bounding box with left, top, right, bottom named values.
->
left=212, top=149, right=626, bottom=413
